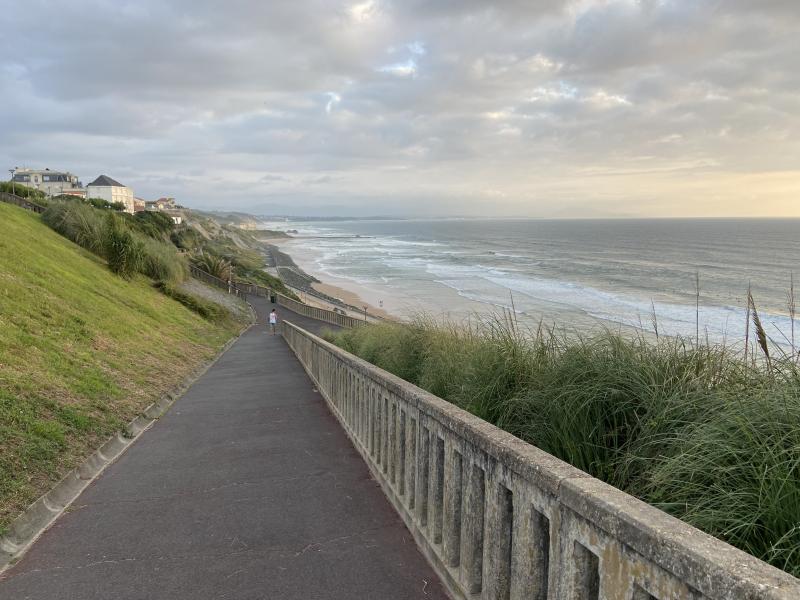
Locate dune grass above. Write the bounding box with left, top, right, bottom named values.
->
left=0, top=203, right=242, bottom=533
left=327, top=313, right=800, bottom=576
left=41, top=202, right=187, bottom=284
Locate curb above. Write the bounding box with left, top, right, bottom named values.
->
left=0, top=322, right=252, bottom=574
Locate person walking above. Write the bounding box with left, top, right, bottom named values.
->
left=269, top=309, right=278, bottom=335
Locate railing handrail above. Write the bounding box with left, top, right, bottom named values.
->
left=281, top=282, right=390, bottom=323
left=189, top=267, right=364, bottom=328
left=188, top=265, right=245, bottom=299
left=276, top=293, right=366, bottom=328
left=282, top=320, right=800, bottom=600
left=0, top=190, right=47, bottom=214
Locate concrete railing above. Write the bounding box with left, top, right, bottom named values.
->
left=190, top=267, right=365, bottom=328
left=278, top=294, right=366, bottom=328
left=283, top=321, right=800, bottom=600
left=188, top=265, right=246, bottom=299
left=0, top=191, right=46, bottom=214
left=233, top=281, right=270, bottom=298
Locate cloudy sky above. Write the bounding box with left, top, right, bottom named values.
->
left=1, top=1, right=798, bottom=217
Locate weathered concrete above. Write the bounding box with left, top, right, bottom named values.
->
left=277, top=294, right=368, bottom=329
left=0, top=300, right=448, bottom=599
left=283, top=320, right=800, bottom=600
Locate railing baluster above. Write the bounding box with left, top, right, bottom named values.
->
left=283, top=321, right=800, bottom=600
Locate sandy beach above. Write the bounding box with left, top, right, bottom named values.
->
left=266, top=237, right=394, bottom=321
left=310, top=281, right=392, bottom=320
left=283, top=279, right=392, bottom=322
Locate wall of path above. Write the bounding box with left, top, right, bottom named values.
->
left=283, top=320, right=800, bottom=600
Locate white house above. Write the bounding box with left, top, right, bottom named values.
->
left=86, top=175, right=135, bottom=213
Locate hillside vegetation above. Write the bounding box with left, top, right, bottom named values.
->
left=0, top=203, right=243, bottom=532
left=175, top=213, right=297, bottom=298
left=328, top=315, right=800, bottom=576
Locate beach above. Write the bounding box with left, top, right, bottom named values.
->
left=310, top=281, right=393, bottom=319
left=259, top=217, right=800, bottom=347
left=265, top=237, right=395, bottom=321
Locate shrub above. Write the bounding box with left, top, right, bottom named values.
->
left=42, top=201, right=186, bottom=284
left=42, top=202, right=106, bottom=254
left=87, top=197, right=125, bottom=211
left=154, top=281, right=228, bottom=322
left=0, top=181, right=48, bottom=202
left=131, top=211, right=175, bottom=240
left=139, top=236, right=187, bottom=283
left=103, top=214, right=144, bottom=279
left=171, top=227, right=204, bottom=251
left=191, top=253, right=231, bottom=280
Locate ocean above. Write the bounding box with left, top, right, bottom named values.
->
left=264, top=218, right=800, bottom=348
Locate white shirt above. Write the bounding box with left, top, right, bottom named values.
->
left=269, top=313, right=277, bottom=324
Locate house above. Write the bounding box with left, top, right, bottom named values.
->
left=133, top=198, right=147, bottom=213
left=10, top=167, right=83, bottom=197
left=145, top=197, right=177, bottom=211
left=86, top=175, right=135, bottom=213
left=143, top=196, right=183, bottom=223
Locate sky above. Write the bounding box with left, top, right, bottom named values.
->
left=1, top=0, right=798, bottom=217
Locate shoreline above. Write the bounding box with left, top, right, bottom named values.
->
left=264, top=238, right=395, bottom=321
left=310, top=281, right=392, bottom=320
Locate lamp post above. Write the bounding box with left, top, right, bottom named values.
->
left=8, top=169, right=14, bottom=196
left=363, top=305, right=368, bottom=322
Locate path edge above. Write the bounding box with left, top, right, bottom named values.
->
left=0, top=319, right=254, bottom=574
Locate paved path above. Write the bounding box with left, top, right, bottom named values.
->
left=0, top=300, right=448, bottom=599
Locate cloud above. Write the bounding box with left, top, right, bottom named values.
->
left=0, top=0, right=798, bottom=216
left=378, top=59, right=418, bottom=77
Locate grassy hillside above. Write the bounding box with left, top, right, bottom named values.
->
left=0, top=203, right=243, bottom=532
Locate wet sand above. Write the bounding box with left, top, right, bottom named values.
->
left=267, top=237, right=398, bottom=321
left=310, top=281, right=393, bottom=319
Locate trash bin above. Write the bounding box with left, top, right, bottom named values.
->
left=270, top=294, right=276, bottom=304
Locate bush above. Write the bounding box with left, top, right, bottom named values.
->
left=0, top=181, right=48, bottom=202
left=51, top=194, right=81, bottom=203
left=131, top=211, right=175, bottom=240
left=87, top=197, right=125, bottom=211
left=139, top=236, right=187, bottom=283
left=191, top=253, right=231, bottom=280
left=42, top=202, right=106, bottom=254
left=171, top=227, right=204, bottom=251
left=328, top=315, right=800, bottom=576
left=154, top=282, right=228, bottom=322
left=103, top=214, right=144, bottom=278
left=42, top=201, right=187, bottom=284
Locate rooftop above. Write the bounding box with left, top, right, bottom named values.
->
left=87, top=174, right=126, bottom=187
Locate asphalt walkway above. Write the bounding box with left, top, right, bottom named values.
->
left=0, top=299, right=448, bottom=599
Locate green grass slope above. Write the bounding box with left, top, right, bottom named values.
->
left=0, top=203, right=241, bottom=532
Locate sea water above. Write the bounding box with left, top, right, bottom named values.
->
left=264, top=218, right=800, bottom=348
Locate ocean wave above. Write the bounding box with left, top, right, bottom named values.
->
left=482, top=274, right=797, bottom=343
left=377, top=238, right=445, bottom=247
left=273, top=218, right=800, bottom=348
left=425, top=262, right=509, bottom=279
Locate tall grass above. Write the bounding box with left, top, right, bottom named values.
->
left=42, top=202, right=186, bottom=284
left=103, top=213, right=145, bottom=278
left=328, top=314, right=800, bottom=576
left=191, top=252, right=231, bottom=280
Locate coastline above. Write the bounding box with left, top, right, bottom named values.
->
left=310, top=281, right=393, bottom=320
left=264, top=238, right=395, bottom=321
